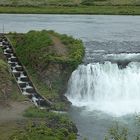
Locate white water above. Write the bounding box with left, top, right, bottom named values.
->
left=104, top=53, right=140, bottom=62
left=66, top=61, right=140, bottom=117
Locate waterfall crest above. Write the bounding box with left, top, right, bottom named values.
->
left=66, top=61, right=140, bottom=116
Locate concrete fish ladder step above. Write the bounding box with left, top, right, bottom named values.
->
left=0, top=35, right=52, bottom=109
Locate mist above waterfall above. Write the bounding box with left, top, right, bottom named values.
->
left=66, top=61, right=140, bottom=117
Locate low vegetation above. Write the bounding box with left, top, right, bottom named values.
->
left=0, top=48, right=25, bottom=103
left=10, top=30, right=84, bottom=70
left=10, top=121, right=76, bottom=140
left=81, top=0, right=140, bottom=6
left=105, top=123, right=128, bottom=140
left=104, top=116, right=140, bottom=140
left=0, top=0, right=140, bottom=14
left=13, top=107, right=77, bottom=140
left=0, top=0, right=81, bottom=7
left=0, top=59, right=11, bottom=101
left=48, top=30, right=84, bottom=68
left=0, top=5, right=140, bottom=15
left=0, top=0, right=140, bottom=6
left=23, top=106, right=48, bottom=118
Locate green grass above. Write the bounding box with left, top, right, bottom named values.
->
left=23, top=106, right=48, bottom=118
left=9, top=30, right=84, bottom=76
left=10, top=121, right=76, bottom=140
left=11, top=30, right=84, bottom=78
left=0, top=0, right=81, bottom=7
left=0, top=59, right=13, bottom=100
left=43, top=31, right=84, bottom=68
left=14, top=106, right=77, bottom=140
left=0, top=121, right=23, bottom=140
left=0, top=5, right=140, bottom=15
left=81, top=0, right=140, bottom=6
left=0, top=0, right=140, bottom=14
left=0, top=0, right=140, bottom=6
left=9, top=81, right=27, bottom=102
left=0, top=45, right=26, bottom=102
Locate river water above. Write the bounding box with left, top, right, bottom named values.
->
left=1, top=14, right=140, bottom=140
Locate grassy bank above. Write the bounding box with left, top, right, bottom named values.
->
left=0, top=0, right=140, bottom=7
left=0, top=5, right=140, bottom=15
left=11, top=115, right=77, bottom=140
left=0, top=0, right=140, bottom=15
left=0, top=42, right=29, bottom=140
left=4, top=30, right=83, bottom=140
left=0, top=30, right=84, bottom=140
left=9, top=106, right=77, bottom=140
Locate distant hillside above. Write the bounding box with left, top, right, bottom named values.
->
left=81, top=0, right=140, bottom=6
left=0, top=0, right=81, bottom=6
left=0, top=0, right=140, bottom=6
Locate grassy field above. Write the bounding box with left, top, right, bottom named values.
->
left=0, top=0, right=140, bottom=14
left=0, top=0, right=81, bottom=6
left=0, top=5, right=140, bottom=15
left=0, top=0, right=140, bottom=6
left=81, top=0, right=140, bottom=6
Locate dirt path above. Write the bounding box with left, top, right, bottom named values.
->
left=50, top=35, right=68, bottom=56
left=0, top=101, right=31, bottom=140
left=0, top=101, right=31, bottom=123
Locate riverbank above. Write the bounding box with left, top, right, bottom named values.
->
left=8, top=30, right=84, bottom=110
left=0, top=6, right=140, bottom=15
left=0, top=30, right=84, bottom=139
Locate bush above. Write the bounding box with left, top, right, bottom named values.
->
left=11, top=108, right=77, bottom=140
left=23, top=106, right=48, bottom=118
left=14, top=30, right=53, bottom=67
left=81, top=0, right=107, bottom=5
left=11, top=30, right=84, bottom=70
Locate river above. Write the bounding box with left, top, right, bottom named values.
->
left=1, top=14, right=140, bottom=140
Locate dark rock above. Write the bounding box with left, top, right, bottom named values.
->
left=18, top=82, right=27, bottom=88
left=20, top=77, right=29, bottom=82
left=15, top=66, right=23, bottom=71
left=26, top=87, right=35, bottom=93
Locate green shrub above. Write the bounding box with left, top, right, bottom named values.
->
left=10, top=122, right=76, bottom=140
left=51, top=33, right=85, bottom=69
left=14, top=30, right=53, bottom=67
left=105, top=123, right=128, bottom=140
left=23, top=106, right=48, bottom=118
left=10, top=30, right=84, bottom=70
left=12, top=108, right=77, bottom=140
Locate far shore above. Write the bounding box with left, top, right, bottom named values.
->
left=0, top=6, right=140, bottom=15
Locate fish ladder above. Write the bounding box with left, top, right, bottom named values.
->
left=0, top=35, right=52, bottom=109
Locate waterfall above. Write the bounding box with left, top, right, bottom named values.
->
left=66, top=61, right=140, bottom=117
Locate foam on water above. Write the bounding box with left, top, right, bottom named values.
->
left=104, top=53, right=140, bottom=61
left=66, top=61, right=140, bottom=117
